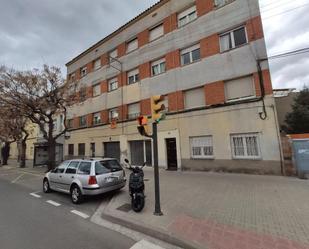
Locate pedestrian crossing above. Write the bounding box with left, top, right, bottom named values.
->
left=130, top=239, right=166, bottom=249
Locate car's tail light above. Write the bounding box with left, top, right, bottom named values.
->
left=88, top=176, right=97, bottom=185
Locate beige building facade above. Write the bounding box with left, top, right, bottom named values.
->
left=65, top=0, right=283, bottom=174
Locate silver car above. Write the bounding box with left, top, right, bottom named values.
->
left=43, top=158, right=126, bottom=204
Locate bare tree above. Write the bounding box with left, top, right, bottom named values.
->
left=0, top=104, right=29, bottom=167
left=0, top=65, right=76, bottom=170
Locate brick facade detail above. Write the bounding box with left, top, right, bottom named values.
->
left=141, top=99, right=151, bottom=116
left=200, top=34, right=220, bottom=58
left=100, top=80, right=108, bottom=93
left=139, top=62, right=151, bottom=80
left=204, top=81, right=225, bottom=105
left=163, top=13, right=177, bottom=34
left=87, top=113, right=93, bottom=127
left=246, top=15, right=264, bottom=42
left=100, top=110, right=109, bottom=124
left=117, top=42, right=126, bottom=57
left=168, top=91, right=184, bottom=112
left=254, top=69, right=273, bottom=97
left=118, top=105, right=128, bottom=121
left=87, top=86, right=93, bottom=98
left=138, top=29, right=149, bottom=48
left=166, top=50, right=180, bottom=70
left=196, top=0, right=214, bottom=17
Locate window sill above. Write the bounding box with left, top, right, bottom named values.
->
left=214, top=0, right=235, bottom=10
left=181, top=58, right=201, bottom=67
left=226, top=96, right=256, bottom=103
left=108, top=88, right=118, bottom=93
left=191, top=156, right=215, bottom=160
left=151, top=71, right=166, bottom=78
left=178, top=17, right=198, bottom=29
left=149, top=34, right=164, bottom=43
left=232, top=157, right=262, bottom=161
left=220, top=43, right=249, bottom=54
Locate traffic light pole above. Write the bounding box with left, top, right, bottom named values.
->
left=152, top=122, right=163, bottom=216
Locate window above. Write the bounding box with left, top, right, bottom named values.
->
left=93, top=58, right=101, bottom=70
left=54, top=161, right=70, bottom=173
left=127, top=69, right=139, bottom=84
left=67, top=119, right=73, bottom=129
left=220, top=26, right=247, bottom=52
left=225, top=76, right=255, bottom=101
left=108, top=77, right=118, bottom=92
left=98, top=160, right=122, bottom=172
left=78, top=143, right=85, bottom=156
left=79, top=87, right=87, bottom=102
left=184, top=88, right=205, bottom=109
left=178, top=5, right=197, bottom=27
left=92, top=84, right=101, bottom=97
left=126, top=38, right=138, bottom=53
left=190, top=136, right=214, bottom=158
left=109, top=108, right=119, bottom=121
left=231, top=133, right=260, bottom=159
left=80, top=66, right=87, bottom=77
left=181, top=44, right=200, bottom=65
left=93, top=112, right=101, bottom=125
left=149, top=24, right=164, bottom=41
left=65, top=161, right=79, bottom=174
left=128, top=103, right=140, bottom=120
left=90, top=143, right=95, bottom=157
left=151, top=58, right=166, bottom=76
left=77, top=162, right=91, bottom=175
left=79, top=116, right=87, bottom=127
left=68, top=144, right=74, bottom=156
left=215, top=0, right=232, bottom=7
left=109, top=49, right=118, bottom=63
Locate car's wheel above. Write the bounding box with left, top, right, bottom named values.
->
left=43, top=178, right=51, bottom=193
left=131, top=192, right=145, bottom=212
left=71, top=185, right=83, bottom=204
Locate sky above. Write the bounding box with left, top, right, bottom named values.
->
left=0, top=0, right=308, bottom=90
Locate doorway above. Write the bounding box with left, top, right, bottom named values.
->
left=166, top=138, right=178, bottom=170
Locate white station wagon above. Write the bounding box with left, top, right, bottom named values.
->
left=43, top=158, right=126, bottom=204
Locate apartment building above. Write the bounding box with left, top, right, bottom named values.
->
left=65, top=0, right=282, bottom=174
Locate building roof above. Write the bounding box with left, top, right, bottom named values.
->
left=273, top=88, right=296, bottom=98
left=65, top=0, right=167, bottom=67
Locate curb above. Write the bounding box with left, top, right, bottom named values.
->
left=101, top=212, right=200, bottom=249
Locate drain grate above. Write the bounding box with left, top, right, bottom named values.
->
left=116, top=203, right=131, bottom=212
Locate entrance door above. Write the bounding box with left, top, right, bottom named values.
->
left=166, top=138, right=178, bottom=170
left=104, top=142, right=120, bottom=161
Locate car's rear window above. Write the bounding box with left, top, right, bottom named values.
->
left=96, top=160, right=122, bottom=174
left=77, top=162, right=91, bottom=175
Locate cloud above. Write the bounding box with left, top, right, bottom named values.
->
left=0, top=0, right=308, bottom=90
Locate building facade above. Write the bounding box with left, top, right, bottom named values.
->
left=65, top=0, right=282, bottom=174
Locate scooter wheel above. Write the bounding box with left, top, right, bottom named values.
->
left=131, top=193, right=145, bottom=212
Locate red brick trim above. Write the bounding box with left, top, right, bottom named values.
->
left=141, top=99, right=151, bottom=116
left=196, top=0, right=214, bottom=17
left=139, top=62, right=151, bottom=80
left=138, top=29, right=149, bottom=48
left=100, top=80, right=108, bottom=93
left=168, top=91, right=184, bottom=111
left=166, top=50, right=180, bottom=70
left=200, top=34, right=220, bottom=58
left=163, top=13, right=177, bottom=34
left=253, top=69, right=273, bottom=97
left=204, top=81, right=225, bottom=105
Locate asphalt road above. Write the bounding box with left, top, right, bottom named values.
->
left=0, top=177, right=135, bottom=249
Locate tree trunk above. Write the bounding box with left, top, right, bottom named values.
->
left=47, top=140, right=56, bottom=171
left=19, top=140, right=27, bottom=168
left=1, top=142, right=10, bottom=165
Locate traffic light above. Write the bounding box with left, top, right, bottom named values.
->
left=151, top=95, right=166, bottom=123
left=137, top=116, right=149, bottom=136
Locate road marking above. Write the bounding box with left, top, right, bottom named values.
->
left=30, top=192, right=41, bottom=198
left=46, top=200, right=61, bottom=207
left=130, top=240, right=166, bottom=249
left=70, top=210, right=90, bottom=219
left=11, top=173, right=25, bottom=183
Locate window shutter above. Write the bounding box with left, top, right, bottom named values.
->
left=149, top=24, right=163, bottom=41
left=184, top=88, right=205, bottom=109
left=225, top=76, right=254, bottom=101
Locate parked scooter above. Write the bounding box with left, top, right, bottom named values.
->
left=124, top=159, right=146, bottom=212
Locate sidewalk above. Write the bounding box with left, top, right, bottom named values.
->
left=2, top=159, right=47, bottom=175
left=102, top=168, right=309, bottom=249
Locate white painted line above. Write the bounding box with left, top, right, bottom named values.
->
left=70, top=210, right=90, bottom=219
left=30, top=192, right=41, bottom=198
left=130, top=240, right=166, bottom=249
left=11, top=173, right=25, bottom=183
left=46, top=200, right=61, bottom=207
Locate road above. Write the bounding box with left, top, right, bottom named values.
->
left=0, top=172, right=135, bottom=249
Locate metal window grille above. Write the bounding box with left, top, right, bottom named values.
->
left=190, top=136, right=214, bottom=158
left=231, top=133, right=260, bottom=159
